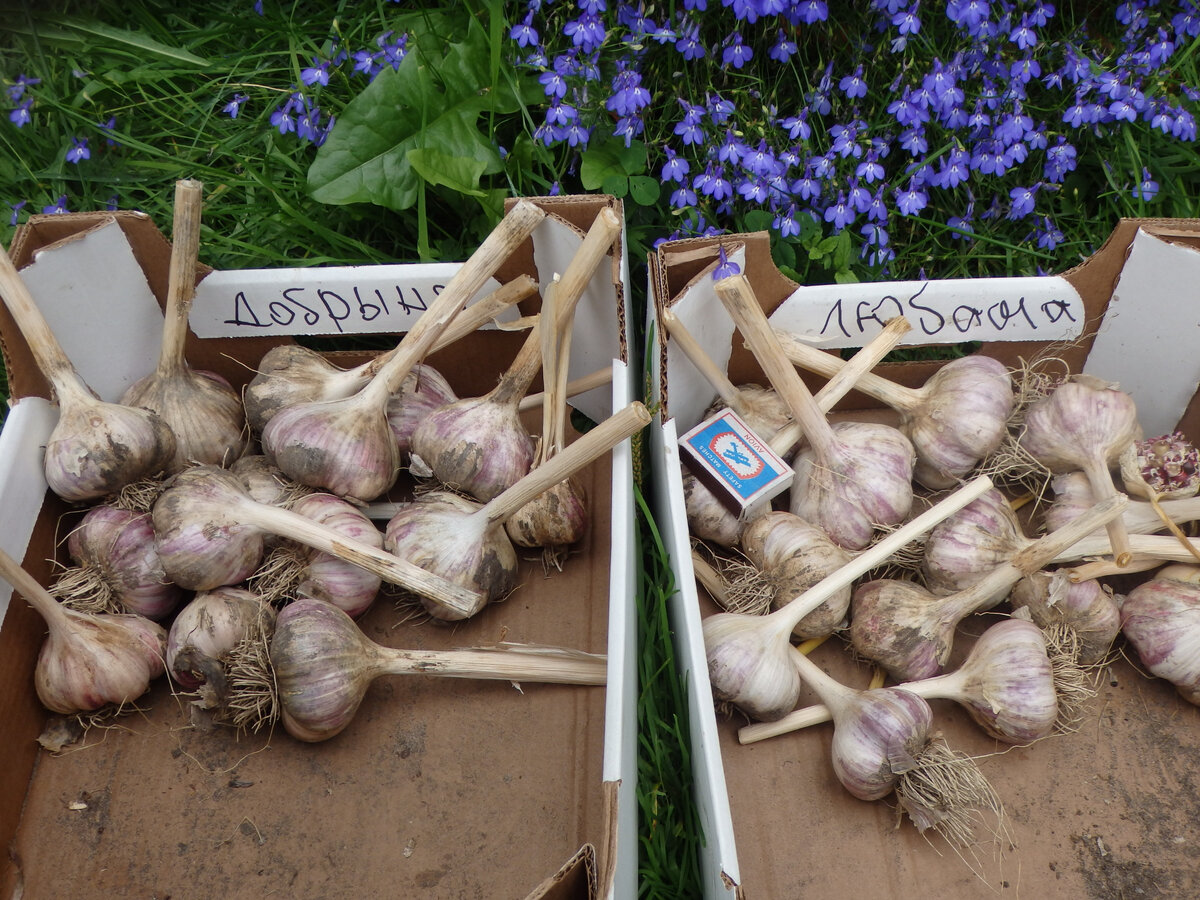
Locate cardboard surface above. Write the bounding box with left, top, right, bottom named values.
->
left=648, top=220, right=1200, bottom=898
left=0, top=196, right=634, bottom=900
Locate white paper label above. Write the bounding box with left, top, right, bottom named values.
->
left=769, top=275, right=1085, bottom=348
left=191, top=263, right=503, bottom=338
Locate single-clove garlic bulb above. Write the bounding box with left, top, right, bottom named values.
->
left=263, top=201, right=546, bottom=501
left=775, top=329, right=1015, bottom=490
left=740, top=617, right=1063, bottom=747
left=387, top=402, right=652, bottom=619
left=0, top=546, right=166, bottom=715
left=166, top=586, right=276, bottom=704
left=850, top=494, right=1127, bottom=682
left=703, top=476, right=993, bottom=721
left=738, top=512, right=853, bottom=638
left=250, top=491, right=383, bottom=619
left=120, top=180, right=247, bottom=471
left=55, top=503, right=184, bottom=621
left=243, top=274, right=536, bottom=433
left=0, top=243, right=176, bottom=502
left=268, top=597, right=607, bottom=741
left=1018, top=374, right=1140, bottom=566
left=1120, top=563, right=1200, bottom=705
left=152, top=464, right=483, bottom=618
left=1009, top=570, right=1123, bottom=666
left=714, top=274, right=913, bottom=550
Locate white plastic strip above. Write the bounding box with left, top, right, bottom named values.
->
left=0, top=398, right=56, bottom=626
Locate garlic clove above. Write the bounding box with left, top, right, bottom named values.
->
left=1119, top=432, right=1200, bottom=501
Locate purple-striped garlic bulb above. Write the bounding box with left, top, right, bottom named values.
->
left=1009, top=570, right=1123, bottom=666
left=166, top=586, right=276, bottom=701
left=1121, top=564, right=1200, bottom=705
left=922, top=488, right=1028, bottom=599
left=386, top=363, right=458, bottom=459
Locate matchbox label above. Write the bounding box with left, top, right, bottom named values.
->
left=679, top=409, right=792, bottom=511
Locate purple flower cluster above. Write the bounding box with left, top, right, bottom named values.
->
left=512, top=0, right=1200, bottom=270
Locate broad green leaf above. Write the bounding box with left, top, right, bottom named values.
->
left=581, top=144, right=627, bottom=190
left=406, top=148, right=488, bottom=197
left=308, top=19, right=524, bottom=210
left=601, top=173, right=630, bottom=198
left=629, top=175, right=661, bottom=206
left=741, top=209, right=773, bottom=233
left=18, top=14, right=208, bottom=66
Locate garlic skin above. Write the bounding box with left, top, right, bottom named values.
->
left=383, top=490, right=509, bottom=620
left=789, top=421, right=916, bottom=550
left=408, top=397, right=535, bottom=501
left=831, top=687, right=932, bottom=802
left=703, top=611, right=802, bottom=721
left=121, top=367, right=247, bottom=472
left=44, top=399, right=177, bottom=503
left=740, top=511, right=852, bottom=639
left=231, top=454, right=313, bottom=508
left=166, top=587, right=275, bottom=693
left=60, top=504, right=184, bottom=620
left=36, top=609, right=167, bottom=715
left=683, top=469, right=743, bottom=548
left=903, top=356, right=1014, bottom=490
left=386, top=363, right=459, bottom=459
left=921, top=488, right=1026, bottom=597
left=1121, top=564, right=1200, bottom=704
left=289, top=492, right=383, bottom=619
left=1010, top=570, right=1122, bottom=666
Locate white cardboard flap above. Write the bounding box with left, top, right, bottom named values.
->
left=1083, top=228, right=1200, bottom=437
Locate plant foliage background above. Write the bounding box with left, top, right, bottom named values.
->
left=5, top=2, right=1200, bottom=896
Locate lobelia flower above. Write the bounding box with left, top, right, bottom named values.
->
left=42, top=195, right=69, bottom=214
left=65, top=137, right=90, bottom=164
left=222, top=93, right=248, bottom=118
left=1007, top=184, right=1040, bottom=220
left=722, top=33, right=753, bottom=68
left=9, top=200, right=26, bottom=227
left=10, top=99, right=32, bottom=127
left=713, top=245, right=741, bottom=280
left=1132, top=167, right=1159, bottom=201
left=300, top=58, right=331, bottom=87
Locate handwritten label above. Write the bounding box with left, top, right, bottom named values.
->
left=190, top=263, right=503, bottom=338
left=768, top=275, right=1084, bottom=348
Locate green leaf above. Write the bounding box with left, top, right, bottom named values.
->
left=406, top=148, right=488, bottom=197
left=7, top=15, right=209, bottom=66
left=629, top=175, right=661, bottom=206
left=307, top=18, right=521, bottom=209
left=741, top=209, right=774, bottom=233
left=601, top=173, right=630, bottom=198
left=581, top=145, right=626, bottom=190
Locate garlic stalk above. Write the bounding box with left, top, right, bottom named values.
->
left=262, top=200, right=546, bottom=501
left=850, top=494, right=1128, bottom=682
left=152, top=464, right=483, bottom=618
left=411, top=208, right=621, bottom=502
left=774, top=328, right=1014, bottom=490
left=703, top=475, right=992, bottom=721
left=244, top=273, right=537, bottom=433
left=120, top=179, right=248, bottom=471
left=0, top=243, right=176, bottom=502
left=715, top=274, right=914, bottom=550
left=505, top=208, right=622, bottom=558
left=1018, top=374, right=1140, bottom=566
left=1121, top=564, right=1200, bottom=705
left=782, top=642, right=1004, bottom=844
left=55, top=503, right=184, bottom=620
left=674, top=314, right=911, bottom=548
left=248, top=491, right=383, bottom=619
left=386, top=401, right=652, bottom=620
left=1046, top=471, right=1200, bottom=536
left=270, top=597, right=607, bottom=741
left=166, top=586, right=275, bottom=705
left=517, top=364, right=614, bottom=413
left=0, top=545, right=166, bottom=715
left=740, top=617, right=1062, bottom=746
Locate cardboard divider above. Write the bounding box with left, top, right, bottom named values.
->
left=0, top=196, right=636, bottom=899
left=648, top=221, right=1200, bottom=897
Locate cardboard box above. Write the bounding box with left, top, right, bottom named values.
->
left=0, top=195, right=638, bottom=899
left=647, top=223, right=1200, bottom=897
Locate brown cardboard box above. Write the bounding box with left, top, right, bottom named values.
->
left=0, top=195, right=637, bottom=899
left=648, top=223, right=1200, bottom=898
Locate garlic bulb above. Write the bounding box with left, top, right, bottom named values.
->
left=152, top=464, right=483, bottom=617
left=386, top=363, right=458, bottom=459
left=714, top=274, right=914, bottom=550
left=703, top=476, right=993, bottom=721
left=1018, top=374, right=1140, bottom=565
left=850, top=494, right=1127, bottom=682
left=0, top=546, right=166, bottom=715
left=263, top=201, right=546, bottom=501
left=921, top=488, right=1028, bottom=597
left=56, top=503, right=183, bottom=620
left=1120, top=432, right=1200, bottom=500
left=1009, top=570, right=1122, bottom=666
left=1121, top=564, right=1200, bottom=705
left=682, top=468, right=744, bottom=548
left=741, top=617, right=1061, bottom=747
left=269, top=597, right=607, bottom=742
left=230, top=454, right=314, bottom=508
left=739, top=511, right=853, bottom=639
left=388, top=402, right=652, bottom=619
left=775, top=329, right=1015, bottom=491
left=166, top=587, right=275, bottom=699
left=250, top=492, right=383, bottom=619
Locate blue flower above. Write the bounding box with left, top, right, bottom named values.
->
left=5, top=73, right=39, bottom=103
left=770, top=31, right=797, bottom=63
left=1132, top=167, right=1159, bottom=201
left=270, top=95, right=299, bottom=135
left=42, top=195, right=69, bottom=215
left=839, top=66, right=867, bottom=100
left=707, top=92, right=736, bottom=124
left=931, top=147, right=970, bottom=189
left=795, top=1, right=829, bottom=25
left=674, top=100, right=706, bottom=145
left=222, top=93, right=249, bottom=119
left=713, top=245, right=741, bottom=280
left=9, top=99, right=32, bottom=128
left=774, top=205, right=801, bottom=238
left=606, top=66, right=650, bottom=117
left=1007, top=184, right=1039, bottom=219
left=661, top=148, right=690, bottom=183
left=510, top=14, right=539, bottom=48
left=301, top=58, right=331, bottom=87
left=65, top=137, right=90, bottom=164
left=1034, top=216, right=1064, bottom=250
left=563, top=14, right=606, bottom=53
left=895, top=180, right=928, bottom=216
left=674, top=20, right=705, bottom=61
left=779, top=112, right=811, bottom=140
left=823, top=191, right=854, bottom=230
left=722, top=33, right=753, bottom=69
left=855, top=151, right=885, bottom=184
left=669, top=185, right=698, bottom=209
left=9, top=200, right=26, bottom=226
left=892, top=7, right=922, bottom=35
left=1010, top=14, right=1038, bottom=49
